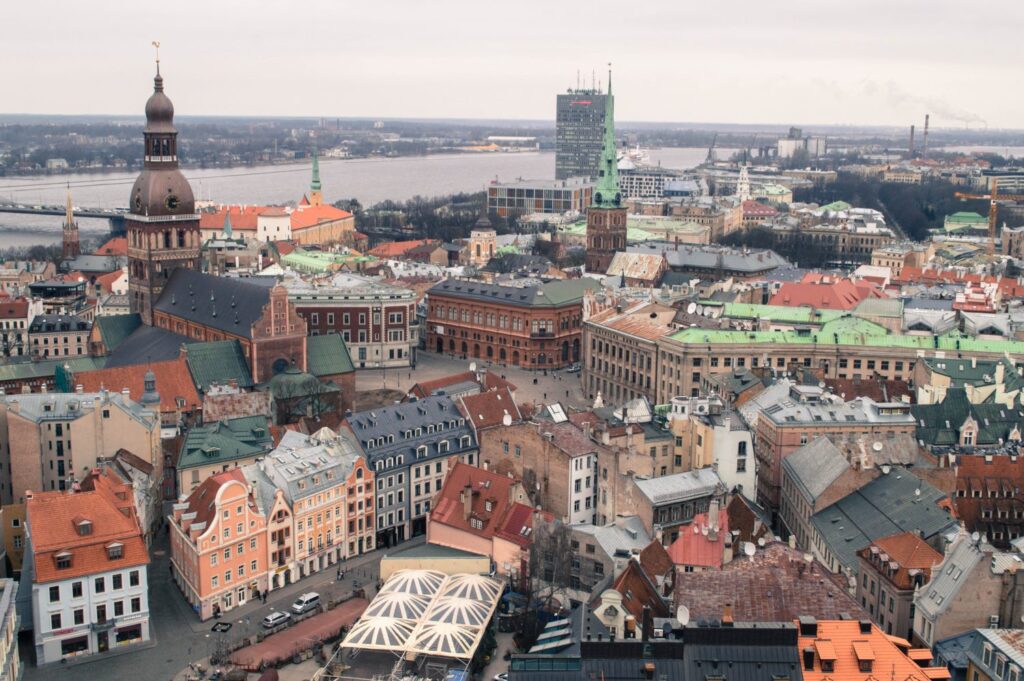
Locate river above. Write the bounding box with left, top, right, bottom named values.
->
left=0, top=147, right=721, bottom=248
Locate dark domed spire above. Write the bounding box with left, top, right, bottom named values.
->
left=144, top=68, right=176, bottom=134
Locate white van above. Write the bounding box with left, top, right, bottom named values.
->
left=291, top=592, right=321, bottom=615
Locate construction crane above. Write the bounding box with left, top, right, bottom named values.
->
left=705, top=133, right=718, bottom=164
left=955, top=179, right=1024, bottom=256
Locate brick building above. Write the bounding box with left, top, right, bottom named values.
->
left=425, top=278, right=601, bottom=369
left=286, top=273, right=417, bottom=369
left=152, top=268, right=307, bottom=383
left=753, top=386, right=916, bottom=514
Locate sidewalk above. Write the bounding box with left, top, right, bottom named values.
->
left=183, top=535, right=425, bottom=638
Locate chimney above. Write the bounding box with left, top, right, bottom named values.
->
left=803, top=647, right=816, bottom=671
left=799, top=616, right=818, bottom=637
left=909, top=124, right=916, bottom=156
left=858, top=619, right=872, bottom=634
left=75, top=384, right=83, bottom=394
left=642, top=605, right=653, bottom=641
left=462, top=484, right=473, bottom=519
left=923, top=114, right=930, bottom=158
left=722, top=603, right=734, bottom=627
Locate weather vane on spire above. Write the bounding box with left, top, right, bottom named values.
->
left=152, top=41, right=161, bottom=75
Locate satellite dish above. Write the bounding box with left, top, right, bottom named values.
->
left=804, top=553, right=814, bottom=563
left=972, top=531, right=981, bottom=543
left=757, top=537, right=766, bottom=547
left=696, top=305, right=704, bottom=315
left=872, top=442, right=883, bottom=452
left=743, top=542, right=756, bottom=557
left=677, top=605, right=690, bottom=625
left=469, top=362, right=477, bottom=372
left=502, top=413, right=513, bottom=427
left=687, top=302, right=697, bottom=315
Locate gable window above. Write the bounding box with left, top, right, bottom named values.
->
left=56, top=552, right=73, bottom=570
left=107, top=543, right=124, bottom=560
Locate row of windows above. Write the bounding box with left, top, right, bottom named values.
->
left=210, top=561, right=258, bottom=589
left=49, top=597, right=142, bottom=631
left=47, top=570, right=141, bottom=602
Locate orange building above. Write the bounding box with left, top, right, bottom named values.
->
left=169, top=469, right=269, bottom=620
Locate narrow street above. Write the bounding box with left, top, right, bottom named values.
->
left=23, top=527, right=413, bottom=681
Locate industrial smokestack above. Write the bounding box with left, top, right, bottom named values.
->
left=909, top=125, right=916, bottom=157
left=923, top=114, right=930, bottom=158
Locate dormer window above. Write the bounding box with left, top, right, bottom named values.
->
left=107, top=543, right=124, bottom=560
left=55, top=552, right=73, bottom=569
left=485, top=500, right=493, bottom=512
left=76, top=519, right=93, bottom=536
left=417, top=445, right=427, bottom=458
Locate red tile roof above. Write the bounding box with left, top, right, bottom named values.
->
left=199, top=206, right=264, bottom=231
left=430, top=462, right=533, bottom=545
left=408, top=370, right=517, bottom=400
left=742, top=200, right=779, bottom=217
left=73, top=355, right=201, bottom=414
left=674, top=541, right=868, bottom=622
left=953, top=454, right=1024, bottom=548
left=857, top=531, right=942, bottom=590
left=770, top=275, right=882, bottom=310
left=603, top=558, right=670, bottom=621
left=182, top=469, right=248, bottom=532
left=0, top=298, right=29, bottom=319
left=274, top=241, right=296, bottom=256
left=457, top=388, right=522, bottom=431
left=667, top=506, right=729, bottom=568
left=895, top=268, right=1024, bottom=298
left=368, top=239, right=435, bottom=259
left=824, top=376, right=913, bottom=403
left=93, top=237, right=127, bottom=257
left=27, top=488, right=148, bottom=583
left=79, top=466, right=136, bottom=517
left=639, top=539, right=674, bottom=580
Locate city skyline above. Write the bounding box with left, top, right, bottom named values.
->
left=2, top=1, right=1022, bottom=129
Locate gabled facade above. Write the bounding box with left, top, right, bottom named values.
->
left=25, top=488, right=150, bottom=664
left=169, top=470, right=268, bottom=620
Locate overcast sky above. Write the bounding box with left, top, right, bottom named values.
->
left=3, top=1, right=1020, bottom=129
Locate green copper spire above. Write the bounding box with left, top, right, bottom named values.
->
left=222, top=210, right=232, bottom=238
left=591, top=66, right=620, bottom=209
left=310, top=147, right=321, bottom=192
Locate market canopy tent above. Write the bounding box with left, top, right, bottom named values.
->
left=341, top=569, right=503, bottom=661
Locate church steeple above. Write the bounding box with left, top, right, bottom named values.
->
left=61, top=185, right=80, bottom=261
left=591, top=66, right=620, bottom=209
left=309, top=147, right=322, bottom=207
left=222, top=210, right=233, bottom=239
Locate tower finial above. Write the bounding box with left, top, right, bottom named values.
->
left=607, top=62, right=612, bottom=95
left=152, top=41, right=161, bottom=76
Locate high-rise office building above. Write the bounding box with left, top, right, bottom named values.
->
left=555, top=86, right=608, bottom=180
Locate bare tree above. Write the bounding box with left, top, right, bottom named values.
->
left=516, top=517, right=574, bottom=649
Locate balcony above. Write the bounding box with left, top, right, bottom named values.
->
left=530, top=330, right=553, bottom=338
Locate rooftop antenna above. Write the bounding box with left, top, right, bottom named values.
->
left=151, top=40, right=161, bottom=76
left=576, top=69, right=580, bottom=91
left=592, top=69, right=596, bottom=92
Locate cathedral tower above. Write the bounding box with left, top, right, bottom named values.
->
left=61, top=186, right=80, bottom=261
left=584, top=68, right=627, bottom=274
left=309, top=149, right=322, bottom=207
left=126, top=54, right=201, bottom=325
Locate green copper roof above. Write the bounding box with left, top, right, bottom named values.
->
left=819, top=200, right=852, bottom=212
left=311, top=148, right=321, bottom=191
left=591, top=70, right=621, bottom=209
left=184, top=340, right=254, bottom=392
left=178, top=416, right=273, bottom=470
left=715, top=302, right=846, bottom=325
left=667, top=317, right=1024, bottom=355
left=307, top=333, right=355, bottom=377
left=94, top=313, right=142, bottom=352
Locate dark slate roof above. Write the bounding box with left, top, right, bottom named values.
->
left=94, top=314, right=142, bottom=352
left=184, top=340, right=254, bottom=392
left=62, top=254, right=123, bottom=273
left=428, top=278, right=601, bottom=308
left=628, top=242, right=788, bottom=273
left=935, top=630, right=981, bottom=673
left=307, top=333, right=354, bottom=377
left=345, top=395, right=476, bottom=470
left=28, top=314, right=91, bottom=333
left=480, top=254, right=553, bottom=275
left=153, top=268, right=277, bottom=339
left=810, top=468, right=958, bottom=573
left=103, top=325, right=195, bottom=368
left=911, top=388, right=1024, bottom=447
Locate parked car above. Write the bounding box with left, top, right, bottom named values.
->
left=291, top=592, right=321, bottom=615
left=564, top=363, right=581, bottom=373
left=493, top=673, right=509, bottom=681
left=261, top=611, right=291, bottom=629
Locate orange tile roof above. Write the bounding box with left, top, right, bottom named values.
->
left=199, top=206, right=265, bottom=231
left=94, top=237, right=127, bottom=257
left=0, top=298, right=29, bottom=319
left=95, top=269, right=125, bottom=293
left=857, top=531, right=942, bottom=590
left=290, top=204, right=353, bottom=230
left=27, top=488, right=148, bottom=583
left=73, top=355, right=201, bottom=414
left=368, top=239, right=434, bottom=258
left=798, top=620, right=942, bottom=681
left=770, top=275, right=881, bottom=310
left=409, top=370, right=517, bottom=400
